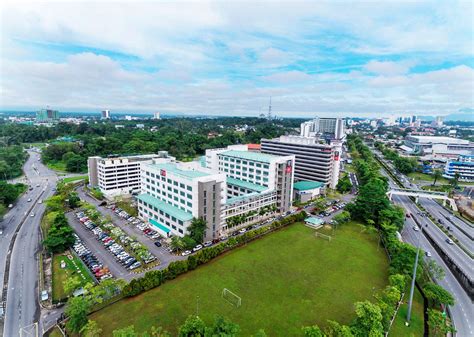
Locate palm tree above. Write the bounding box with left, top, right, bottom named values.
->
left=170, top=236, right=185, bottom=252
left=432, top=169, right=442, bottom=186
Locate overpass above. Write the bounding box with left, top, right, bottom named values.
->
left=387, top=188, right=458, bottom=211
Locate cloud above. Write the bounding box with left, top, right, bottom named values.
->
left=0, top=1, right=473, bottom=117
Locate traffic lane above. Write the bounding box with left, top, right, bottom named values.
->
left=65, top=212, right=132, bottom=281
left=419, top=199, right=473, bottom=253
left=394, top=195, right=473, bottom=280
left=421, top=198, right=474, bottom=239
left=401, top=224, right=474, bottom=337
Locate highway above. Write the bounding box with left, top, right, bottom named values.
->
left=0, top=150, right=58, bottom=337
left=377, top=156, right=473, bottom=336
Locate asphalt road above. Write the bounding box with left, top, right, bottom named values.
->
left=376, top=154, right=473, bottom=336
left=397, top=194, right=474, bottom=337
left=1, top=150, right=58, bottom=337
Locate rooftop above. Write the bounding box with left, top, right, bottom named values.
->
left=226, top=192, right=261, bottom=205
left=136, top=193, right=193, bottom=222
left=407, top=135, right=470, bottom=144
left=149, top=162, right=211, bottom=181
left=219, top=150, right=279, bottom=163
left=294, top=181, right=324, bottom=191
left=227, top=177, right=268, bottom=192
left=304, top=217, right=324, bottom=226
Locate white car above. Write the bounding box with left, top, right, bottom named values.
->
left=413, top=226, right=419, bottom=231
left=27, top=198, right=32, bottom=202
left=38, top=200, right=43, bottom=204
left=30, top=213, right=35, bottom=217
left=181, top=250, right=192, bottom=256
left=193, top=245, right=203, bottom=252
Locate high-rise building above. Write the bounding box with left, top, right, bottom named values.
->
left=261, top=136, right=342, bottom=189
left=101, top=110, right=110, bottom=119
left=136, top=146, right=294, bottom=239
left=36, top=109, right=60, bottom=122
left=88, top=152, right=173, bottom=199
left=300, top=117, right=345, bottom=140
left=153, top=112, right=161, bottom=120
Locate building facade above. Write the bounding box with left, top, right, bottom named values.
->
left=444, top=155, right=474, bottom=182
left=101, top=110, right=110, bottom=119
left=404, top=136, right=473, bottom=158
left=88, top=152, right=173, bottom=199
left=138, top=159, right=226, bottom=240
left=36, top=109, right=59, bottom=122
left=300, top=117, right=345, bottom=140
left=261, top=135, right=342, bottom=189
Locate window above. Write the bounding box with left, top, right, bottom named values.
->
left=180, top=183, right=185, bottom=189
left=187, top=185, right=192, bottom=191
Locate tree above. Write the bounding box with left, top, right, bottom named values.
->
left=350, top=301, right=384, bottom=337
left=65, top=296, right=90, bottom=333
left=80, top=320, right=102, bottom=337
left=424, top=283, right=455, bottom=307
left=427, top=309, right=456, bottom=336
left=346, top=178, right=389, bottom=223
left=170, top=236, right=186, bottom=252
left=302, top=325, right=324, bottom=337
left=450, top=172, right=460, bottom=189
left=425, top=259, right=445, bottom=281
left=324, top=320, right=353, bottom=337
left=336, top=175, right=352, bottom=193
left=113, top=325, right=138, bottom=337
left=209, top=315, right=240, bottom=336
left=63, top=275, right=81, bottom=296
left=388, top=274, right=406, bottom=293
left=68, top=192, right=81, bottom=209
left=332, top=211, right=351, bottom=226
left=181, top=236, right=197, bottom=250
left=432, top=169, right=442, bottom=186
left=178, top=315, right=206, bottom=337
left=188, top=217, right=207, bottom=243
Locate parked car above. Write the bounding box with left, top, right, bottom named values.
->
left=181, top=250, right=191, bottom=256
left=203, top=241, right=212, bottom=247
left=154, top=241, right=162, bottom=247
left=193, top=244, right=203, bottom=252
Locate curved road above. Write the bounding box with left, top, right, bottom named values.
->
left=0, top=150, right=58, bottom=337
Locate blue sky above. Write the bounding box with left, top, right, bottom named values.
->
left=1, top=1, right=473, bottom=117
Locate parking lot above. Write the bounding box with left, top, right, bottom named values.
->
left=77, top=188, right=184, bottom=268
left=66, top=212, right=133, bottom=280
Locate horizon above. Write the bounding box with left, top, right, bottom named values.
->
left=1, top=1, right=473, bottom=117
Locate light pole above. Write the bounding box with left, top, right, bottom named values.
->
left=406, top=226, right=421, bottom=325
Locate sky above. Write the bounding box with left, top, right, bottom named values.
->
left=1, top=0, right=473, bottom=118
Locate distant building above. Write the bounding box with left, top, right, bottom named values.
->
left=36, top=109, right=59, bottom=123
left=136, top=124, right=145, bottom=129
left=404, top=136, right=473, bottom=158
left=101, top=110, right=110, bottom=119
left=88, top=152, right=174, bottom=199
left=300, top=117, right=345, bottom=140
left=153, top=112, right=161, bottom=120
left=431, top=116, right=444, bottom=128
left=444, top=155, right=474, bottom=182
left=261, top=135, right=342, bottom=189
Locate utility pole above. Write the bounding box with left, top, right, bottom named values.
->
left=406, top=246, right=420, bottom=325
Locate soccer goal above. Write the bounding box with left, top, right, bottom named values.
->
left=222, top=288, right=241, bottom=307
left=315, top=232, right=332, bottom=241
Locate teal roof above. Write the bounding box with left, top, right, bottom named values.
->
left=226, top=192, right=260, bottom=204
left=149, top=218, right=171, bottom=233
left=148, top=162, right=210, bottom=180
left=136, top=193, right=193, bottom=222
left=305, top=217, right=324, bottom=226
left=219, top=150, right=278, bottom=163
left=227, top=177, right=268, bottom=192
left=294, top=181, right=324, bottom=191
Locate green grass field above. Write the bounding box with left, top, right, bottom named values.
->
left=47, top=160, right=68, bottom=172
left=389, top=286, right=425, bottom=337
left=91, top=222, right=389, bottom=336
left=62, top=175, right=88, bottom=183
left=52, top=253, right=94, bottom=302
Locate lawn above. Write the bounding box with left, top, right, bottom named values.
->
left=91, top=221, right=389, bottom=336
left=389, top=286, right=425, bottom=337
left=46, top=326, right=63, bottom=337
left=47, top=160, right=68, bottom=172
left=62, top=175, right=88, bottom=183
left=52, top=253, right=94, bottom=302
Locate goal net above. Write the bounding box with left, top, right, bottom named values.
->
left=315, top=232, right=332, bottom=241
left=222, top=288, right=241, bottom=307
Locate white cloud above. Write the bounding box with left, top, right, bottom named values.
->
left=365, top=61, right=412, bottom=76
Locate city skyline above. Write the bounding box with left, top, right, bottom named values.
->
left=1, top=1, right=473, bottom=117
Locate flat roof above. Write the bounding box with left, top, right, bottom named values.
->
left=136, top=193, right=193, bottom=222
left=226, top=192, right=261, bottom=204
left=219, top=150, right=278, bottom=163
left=294, top=181, right=324, bottom=191
left=149, top=162, right=211, bottom=181
left=304, top=217, right=324, bottom=226
left=407, top=136, right=469, bottom=144
left=227, top=177, right=268, bottom=192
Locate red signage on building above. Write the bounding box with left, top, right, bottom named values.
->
left=160, top=169, right=166, bottom=177
left=285, top=160, right=292, bottom=174
left=334, top=151, right=340, bottom=161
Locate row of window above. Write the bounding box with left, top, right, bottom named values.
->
left=138, top=200, right=185, bottom=227
left=219, top=156, right=269, bottom=169
left=144, top=186, right=193, bottom=212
